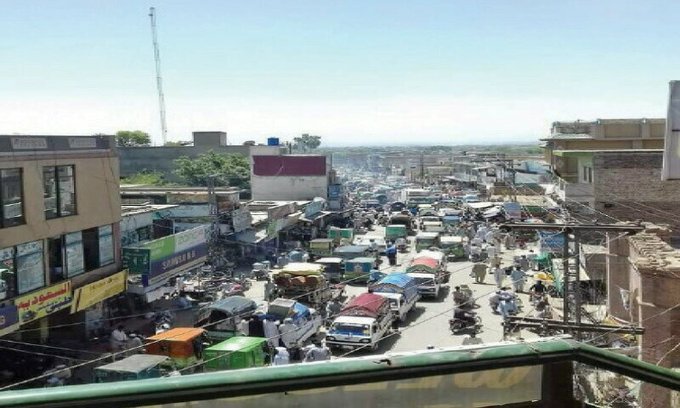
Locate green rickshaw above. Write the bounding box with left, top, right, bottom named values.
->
left=203, top=337, right=270, bottom=372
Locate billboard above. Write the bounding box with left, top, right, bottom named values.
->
left=538, top=231, right=566, bottom=254
left=122, top=226, right=208, bottom=286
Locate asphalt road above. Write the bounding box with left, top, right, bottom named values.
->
left=245, top=226, right=541, bottom=357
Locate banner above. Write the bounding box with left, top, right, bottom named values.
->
left=70, top=271, right=127, bottom=313
left=174, top=226, right=207, bottom=253
left=15, top=281, right=72, bottom=325
left=144, top=243, right=208, bottom=286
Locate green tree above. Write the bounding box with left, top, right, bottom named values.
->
left=116, top=130, right=151, bottom=147
left=121, top=170, right=165, bottom=186
left=174, top=151, right=250, bottom=188
left=293, top=133, right=322, bottom=152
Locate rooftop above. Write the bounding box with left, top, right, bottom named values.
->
left=121, top=204, right=179, bottom=216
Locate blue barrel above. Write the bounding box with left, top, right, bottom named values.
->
left=267, top=137, right=280, bottom=146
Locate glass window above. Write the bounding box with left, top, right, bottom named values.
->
left=43, top=167, right=58, bottom=219
left=83, top=227, right=100, bottom=271
left=0, top=247, right=16, bottom=300
left=43, top=165, right=76, bottom=219
left=98, top=225, right=114, bottom=266
left=1, top=168, right=25, bottom=227
left=65, top=231, right=84, bottom=277
left=48, top=237, right=65, bottom=283
left=58, top=165, right=76, bottom=217
left=16, top=241, right=45, bottom=294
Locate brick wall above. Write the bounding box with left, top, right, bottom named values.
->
left=593, top=152, right=680, bottom=233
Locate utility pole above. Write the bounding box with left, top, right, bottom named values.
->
left=501, top=223, right=644, bottom=337
left=149, top=7, right=168, bottom=145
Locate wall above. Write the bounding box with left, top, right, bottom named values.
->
left=251, top=175, right=329, bottom=201
left=593, top=151, right=680, bottom=232
left=119, top=145, right=284, bottom=180
left=0, top=154, right=121, bottom=247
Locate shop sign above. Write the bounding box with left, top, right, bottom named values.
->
left=174, top=226, right=207, bottom=252
left=146, top=235, right=176, bottom=261
left=70, top=271, right=127, bottom=313
left=304, top=199, right=325, bottom=218
left=538, top=231, right=565, bottom=253
left=328, top=184, right=342, bottom=200
left=15, top=281, right=73, bottom=325
left=144, top=243, right=208, bottom=285
left=123, top=248, right=151, bottom=274
left=0, top=304, right=19, bottom=334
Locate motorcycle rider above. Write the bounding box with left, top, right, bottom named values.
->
left=452, top=286, right=470, bottom=307
left=452, top=306, right=477, bottom=327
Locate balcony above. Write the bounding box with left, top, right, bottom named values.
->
left=554, top=175, right=594, bottom=203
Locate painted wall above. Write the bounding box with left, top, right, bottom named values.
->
left=251, top=175, right=329, bottom=201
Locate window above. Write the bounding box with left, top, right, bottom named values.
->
left=0, top=247, right=16, bottom=300
left=48, top=237, right=65, bottom=283
left=43, top=165, right=76, bottom=219
left=0, top=168, right=25, bottom=228
left=65, top=231, right=84, bottom=277
left=582, top=166, right=593, bottom=184
left=16, top=241, right=45, bottom=294
left=83, top=227, right=100, bottom=271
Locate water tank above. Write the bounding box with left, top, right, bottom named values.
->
left=267, top=137, right=280, bottom=146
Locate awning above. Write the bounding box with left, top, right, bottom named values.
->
left=300, top=211, right=332, bottom=223
left=466, top=202, right=496, bottom=210
left=483, top=207, right=502, bottom=218
left=234, top=229, right=268, bottom=244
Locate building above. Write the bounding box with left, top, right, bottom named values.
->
left=542, top=119, right=665, bottom=204
left=118, top=131, right=285, bottom=182
left=0, top=135, right=123, bottom=341
left=251, top=155, right=331, bottom=201
left=607, top=225, right=680, bottom=407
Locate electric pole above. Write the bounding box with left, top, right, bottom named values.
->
left=149, top=7, right=168, bottom=145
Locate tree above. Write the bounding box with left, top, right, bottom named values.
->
left=116, top=130, right=151, bottom=147
left=293, top=133, right=321, bottom=152
left=174, top=150, right=250, bottom=189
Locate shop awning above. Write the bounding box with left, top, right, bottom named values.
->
left=300, top=211, right=332, bottom=223
left=234, top=229, right=268, bottom=244
left=467, top=202, right=496, bottom=210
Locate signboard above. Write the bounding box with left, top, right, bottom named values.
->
left=67, top=137, right=97, bottom=149
left=71, top=271, right=127, bottom=313
left=0, top=304, right=19, bottom=334
left=15, top=281, right=73, bottom=325
left=231, top=207, right=252, bottom=233
left=328, top=184, right=342, bottom=200
left=144, top=243, right=208, bottom=286
left=538, top=231, right=566, bottom=254
left=123, top=248, right=151, bottom=274
left=174, top=225, right=206, bottom=252
left=304, top=199, right=325, bottom=218
left=11, top=137, right=47, bottom=150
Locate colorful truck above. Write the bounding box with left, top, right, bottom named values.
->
left=325, top=293, right=394, bottom=351
left=368, top=273, right=420, bottom=322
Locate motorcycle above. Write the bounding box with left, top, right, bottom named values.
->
left=449, top=314, right=482, bottom=334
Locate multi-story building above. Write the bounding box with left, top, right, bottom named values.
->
left=0, top=135, right=123, bottom=340
left=542, top=118, right=665, bottom=207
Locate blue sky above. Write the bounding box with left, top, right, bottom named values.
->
left=1, top=1, right=678, bottom=146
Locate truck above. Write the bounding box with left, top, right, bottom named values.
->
left=266, top=298, right=323, bottom=348
left=406, top=250, right=449, bottom=297
left=273, top=263, right=335, bottom=308
left=325, top=293, right=394, bottom=352
left=368, top=273, right=420, bottom=322
left=385, top=224, right=408, bottom=241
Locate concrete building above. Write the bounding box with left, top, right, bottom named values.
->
left=119, top=131, right=285, bottom=181
left=251, top=155, right=331, bottom=201
left=0, top=135, right=123, bottom=340
left=607, top=225, right=680, bottom=407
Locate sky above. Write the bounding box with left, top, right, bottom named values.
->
left=1, top=1, right=679, bottom=146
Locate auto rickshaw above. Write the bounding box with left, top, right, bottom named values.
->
left=251, top=261, right=271, bottom=281
left=415, top=232, right=440, bottom=252
left=195, top=297, right=258, bottom=341
left=203, top=337, right=270, bottom=372
left=93, top=355, right=171, bottom=383
left=145, top=327, right=207, bottom=371
left=344, top=257, right=378, bottom=284
left=440, top=236, right=465, bottom=261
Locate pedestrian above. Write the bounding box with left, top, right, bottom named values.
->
left=303, top=341, right=331, bottom=362
left=518, top=255, right=530, bottom=272
left=386, top=243, right=397, bottom=266
left=278, top=317, right=299, bottom=349
left=264, top=278, right=276, bottom=302
left=263, top=317, right=280, bottom=349
left=510, top=266, right=526, bottom=293
left=527, top=250, right=537, bottom=270
left=248, top=314, right=265, bottom=338
left=472, top=262, right=488, bottom=284
left=272, top=346, right=290, bottom=366
left=110, top=325, right=128, bottom=353
left=486, top=243, right=496, bottom=261
left=504, top=233, right=516, bottom=250
left=239, top=317, right=250, bottom=336
left=493, top=265, right=505, bottom=288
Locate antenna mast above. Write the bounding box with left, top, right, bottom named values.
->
left=149, top=7, right=167, bottom=145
